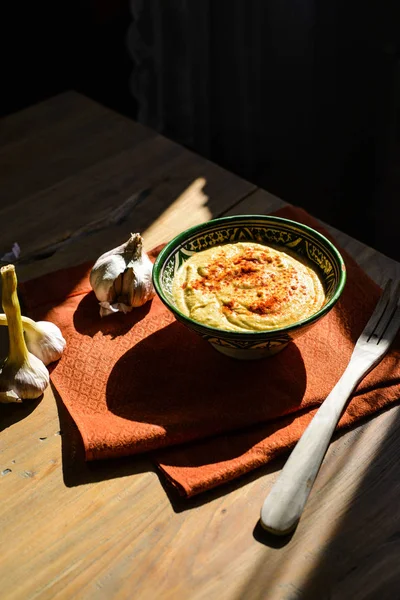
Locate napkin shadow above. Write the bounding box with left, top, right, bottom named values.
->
left=73, top=291, right=153, bottom=338
left=51, top=383, right=155, bottom=487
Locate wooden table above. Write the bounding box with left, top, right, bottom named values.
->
left=1, top=92, right=400, bottom=600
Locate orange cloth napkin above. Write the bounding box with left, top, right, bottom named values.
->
left=20, top=207, right=400, bottom=497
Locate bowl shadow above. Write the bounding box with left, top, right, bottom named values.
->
left=105, top=320, right=307, bottom=450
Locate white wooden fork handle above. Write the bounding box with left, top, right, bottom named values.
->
left=260, top=280, right=400, bottom=535
left=260, top=358, right=368, bottom=535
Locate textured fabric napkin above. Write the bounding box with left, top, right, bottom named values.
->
left=20, top=207, right=400, bottom=497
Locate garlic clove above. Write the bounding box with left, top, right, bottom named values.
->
left=113, top=272, right=124, bottom=298
left=90, top=253, right=128, bottom=305
left=99, top=302, right=121, bottom=317
left=90, top=233, right=155, bottom=317
left=119, top=267, right=135, bottom=307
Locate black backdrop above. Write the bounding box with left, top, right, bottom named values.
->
left=2, top=0, right=399, bottom=260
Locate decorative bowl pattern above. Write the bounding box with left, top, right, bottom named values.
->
left=153, top=215, right=346, bottom=359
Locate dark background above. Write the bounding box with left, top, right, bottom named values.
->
left=1, top=1, right=134, bottom=119
left=1, top=0, right=399, bottom=260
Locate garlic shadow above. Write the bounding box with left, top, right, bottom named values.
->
left=0, top=396, right=42, bottom=432
left=105, top=321, right=307, bottom=451
left=73, top=290, right=153, bottom=338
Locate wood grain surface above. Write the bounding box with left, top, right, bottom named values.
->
left=1, top=92, right=400, bottom=600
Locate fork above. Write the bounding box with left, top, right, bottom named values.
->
left=260, top=279, right=400, bottom=535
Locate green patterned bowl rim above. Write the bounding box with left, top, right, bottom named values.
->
left=152, top=214, right=346, bottom=339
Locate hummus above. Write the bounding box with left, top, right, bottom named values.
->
left=172, top=242, right=325, bottom=332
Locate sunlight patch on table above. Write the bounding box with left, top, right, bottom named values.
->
left=142, top=178, right=211, bottom=249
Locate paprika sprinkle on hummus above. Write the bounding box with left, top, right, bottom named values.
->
left=172, top=242, right=325, bottom=332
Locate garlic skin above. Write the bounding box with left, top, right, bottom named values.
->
left=24, top=320, right=66, bottom=365
left=0, top=315, right=66, bottom=365
left=90, top=233, right=155, bottom=317
left=0, top=351, right=49, bottom=401
left=0, top=265, right=50, bottom=402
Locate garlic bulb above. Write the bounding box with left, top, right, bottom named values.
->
left=0, top=351, right=49, bottom=402
left=0, top=315, right=66, bottom=365
left=90, top=233, right=155, bottom=317
left=25, top=320, right=66, bottom=364
left=0, top=265, right=49, bottom=402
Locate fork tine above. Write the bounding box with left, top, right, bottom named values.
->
left=375, top=280, right=400, bottom=343
left=362, top=279, right=392, bottom=340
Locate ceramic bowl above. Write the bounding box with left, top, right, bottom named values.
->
left=152, top=215, right=346, bottom=359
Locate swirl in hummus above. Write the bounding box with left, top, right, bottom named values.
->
left=172, top=242, right=325, bottom=332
